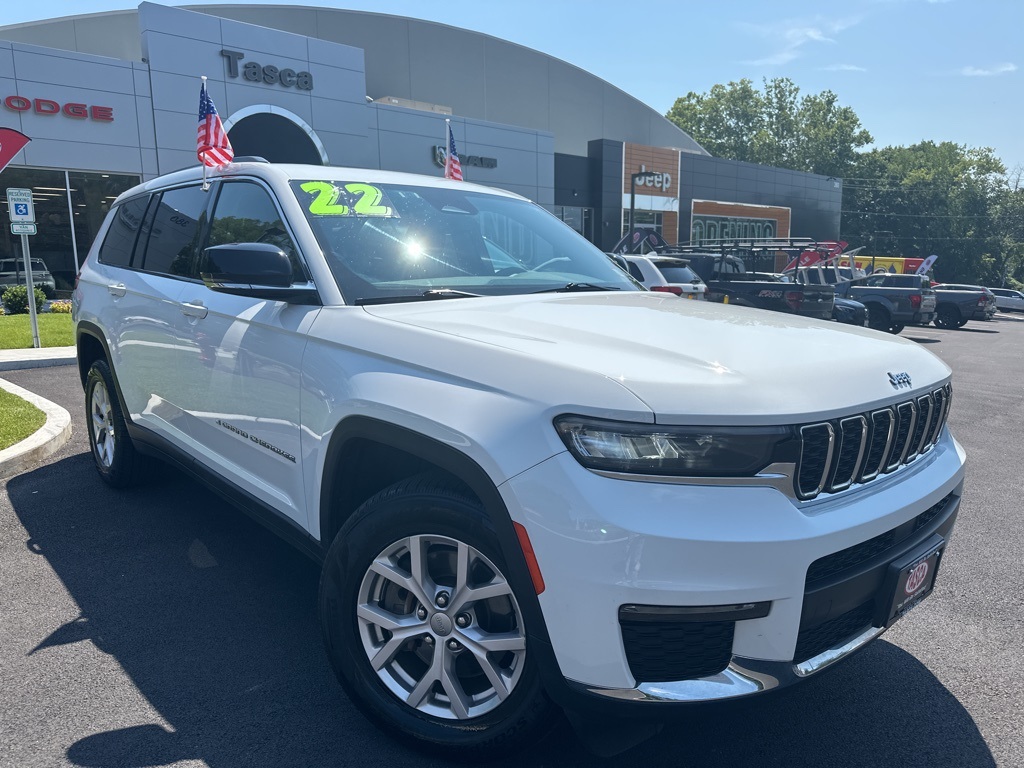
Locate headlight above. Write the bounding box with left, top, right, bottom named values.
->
left=553, top=416, right=797, bottom=477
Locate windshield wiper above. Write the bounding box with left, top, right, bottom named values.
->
left=355, top=288, right=482, bottom=306
left=532, top=282, right=620, bottom=294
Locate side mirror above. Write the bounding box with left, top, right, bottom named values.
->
left=200, top=243, right=319, bottom=304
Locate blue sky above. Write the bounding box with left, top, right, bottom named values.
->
left=3, top=0, right=1021, bottom=171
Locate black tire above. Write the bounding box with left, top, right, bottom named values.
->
left=934, top=307, right=960, bottom=329
left=887, top=322, right=905, bottom=334
left=319, top=474, right=556, bottom=757
left=954, top=317, right=969, bottom=328
left=84, top=359, right=149, bottom=488
left=867, top=305, right=890, bottom=332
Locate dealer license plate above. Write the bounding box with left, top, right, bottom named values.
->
left=883, top=535, right=944, bottom=628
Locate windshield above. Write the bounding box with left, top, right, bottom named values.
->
left=290, top=180, right=637, bottom=302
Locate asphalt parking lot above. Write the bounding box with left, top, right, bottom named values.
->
left=1, top=313, right=1022, bottom=768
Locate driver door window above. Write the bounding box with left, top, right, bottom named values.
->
left=207, top=182, right=306, bottom=282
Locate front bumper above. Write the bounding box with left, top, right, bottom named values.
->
left=502, top=429, right=966, bottom=701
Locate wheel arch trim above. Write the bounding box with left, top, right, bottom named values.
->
left=75, top=322, right=130, bottom=415
left=317, top=415, right=563, bottom=679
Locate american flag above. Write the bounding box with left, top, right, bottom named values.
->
left=197, top=81, right=233, bottom=167
left=444, top=122, right=463, bottom=181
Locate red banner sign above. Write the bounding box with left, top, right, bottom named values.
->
left=0, top=127, right=31, bottom=173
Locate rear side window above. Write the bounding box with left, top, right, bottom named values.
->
left=140, top=185, right=209, bottom=277
left=626, top=262, right=645, bottom=282
left=98, top=195, right=151, bottom=268
left=655, top=263, right=700, bottom=283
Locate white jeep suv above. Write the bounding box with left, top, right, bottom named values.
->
left=73, top=161, right=966, bottom=755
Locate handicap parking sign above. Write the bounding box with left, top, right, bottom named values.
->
left=6, top=188, right=35, bottom=223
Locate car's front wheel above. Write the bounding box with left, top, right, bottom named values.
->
left=319, top=474, right=555, bottom=756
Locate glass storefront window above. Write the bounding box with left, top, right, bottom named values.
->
left=69, top=171, right=141, bottom=285
left=621, top=210, right=662, bottom=236
left=0, top=168, right=70, bottom=293
left=551, top=205, right=593, bottom=241
left=0, top=167, right=139, bottom=292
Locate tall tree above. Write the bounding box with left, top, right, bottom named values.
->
left=841, top=142, right=1007, bottom=282
left=665, top=77, right=872, bottom=177
left=667, top=79, right=765, bottom=163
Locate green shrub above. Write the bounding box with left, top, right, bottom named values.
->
left=1, top=286, right=46, bottom=315
left=48, top=299, right=73, bottom=314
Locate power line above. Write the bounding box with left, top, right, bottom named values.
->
left=840, top=210, right=990, bottom=218
left=840, top=234, right=1001, bottom=242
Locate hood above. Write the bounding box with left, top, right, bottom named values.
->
left=361, top=292, right=951, bottom=424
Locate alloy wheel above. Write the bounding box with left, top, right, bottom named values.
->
left=90, top=379, right=116, bottom=468
left=356, top=534, right=527, bottom=720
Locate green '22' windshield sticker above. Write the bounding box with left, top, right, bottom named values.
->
left=298, top=181, right=398, bottom=217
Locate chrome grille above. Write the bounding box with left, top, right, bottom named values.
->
left=828, top=416, right=867, bottom=492
left=907, top=394, right=933, bottom=461
left=885, top=401, right=917, bottom=472
left=797, top=423, right=834, bottom=498
left=860, top=409, right=894, bottom=483
left=795, top=384, right=952, bottom=500
left=929, top=386, right=949, bottom=446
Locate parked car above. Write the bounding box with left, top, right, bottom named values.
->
left=986, top=287, right=1024, bottom=313
left=790, top=267, right=935, bottom=334
left=74, top=161, right=966, bottom=756
left=832, top=295, right=870, bottom=326
left=931, top=284, right=997, bottom=327
left=621, top=254, right=706, bottom=298
left=0, top=257, right=57, bottom=294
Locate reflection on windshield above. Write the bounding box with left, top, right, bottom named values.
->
left=290, top=180, right=637, bottom=303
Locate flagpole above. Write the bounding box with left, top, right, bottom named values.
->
left=444, top=118, right=450, bottom=179
left=200, top=76, right=210, bottom=191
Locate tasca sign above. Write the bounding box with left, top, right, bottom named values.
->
left=221, top=50, right=313, bottom=90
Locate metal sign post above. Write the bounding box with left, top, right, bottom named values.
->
left=7, top=187, right=41, bottom=348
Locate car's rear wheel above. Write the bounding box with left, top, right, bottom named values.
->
left=85, top=359, right=149, bottom=488
left=934, top=307, right=960, bottom=329
left=319, top=474, right=555, bottom=756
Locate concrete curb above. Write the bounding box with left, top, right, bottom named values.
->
left=0, top=346, right=77, bottom=372
left=0, top=378, right=73, bottom=480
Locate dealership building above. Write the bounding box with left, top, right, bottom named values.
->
left=0, top=3, right=842, bottom=287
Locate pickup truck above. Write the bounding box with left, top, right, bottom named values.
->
left=791, top=269, right=936, bottom=334
left=611, top=231, right=834, bottom=320
left=682, top=253, right=835, bottom=320
left=931, top=284, right=997, bottom=328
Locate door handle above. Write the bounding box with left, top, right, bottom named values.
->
left=107, top=283, right=126, bottom=297
left=181, top=301, right=208, bottom=320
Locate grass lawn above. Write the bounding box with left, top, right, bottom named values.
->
left=0, top=387, right=46, bottom=451
left=0, top=314, right=74, bottom=349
